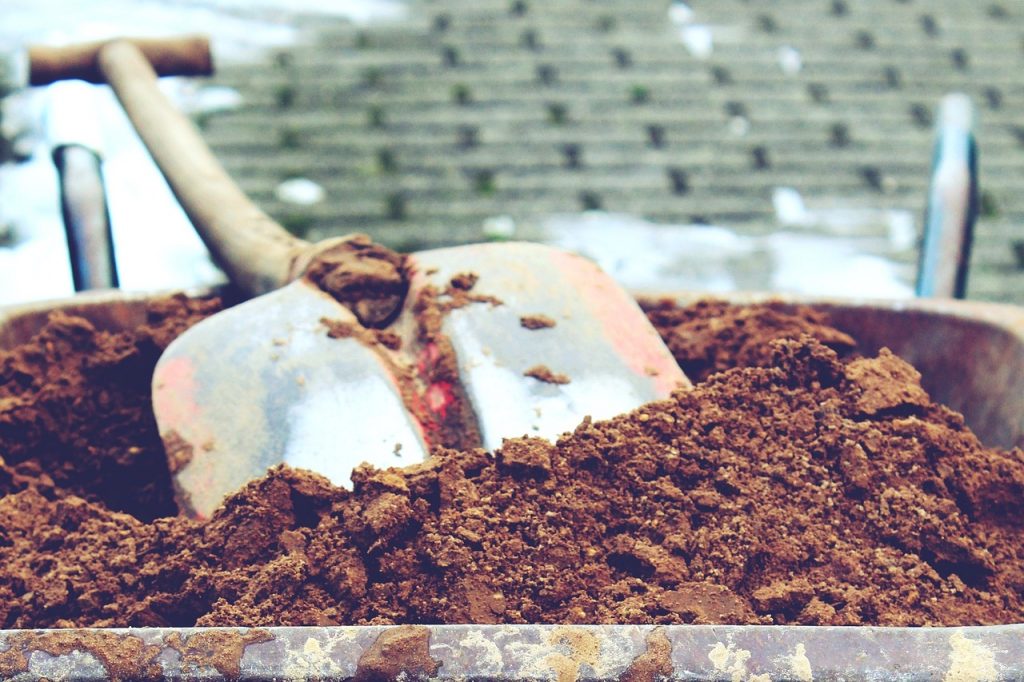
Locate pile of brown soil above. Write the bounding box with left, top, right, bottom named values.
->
left=642, top=298, right=858, bottom=382
left=1, top=296, right=1022, bottom=629
left=0, top=295, right=221, bottom=521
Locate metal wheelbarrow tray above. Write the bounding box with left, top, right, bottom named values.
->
left=1, top=289, right=1023, bottom=681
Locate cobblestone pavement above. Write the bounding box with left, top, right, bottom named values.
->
left=199, top=0, right=1024, bottom=303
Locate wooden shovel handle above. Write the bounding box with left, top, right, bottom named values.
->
left=29, top=35, right=213, bottom=86
left=93, top=40, right=309, bottom=296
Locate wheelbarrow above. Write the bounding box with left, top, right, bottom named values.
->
left=2, top=268, right=1024, bottom=680
left=0, top=36, right=1023, bottom=682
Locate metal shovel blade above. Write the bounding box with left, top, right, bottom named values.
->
left=152, top=279, right=427, bottom=519
left=154, top=242, right=689, bottom=518
left=406, top=242, right=690, bottom=450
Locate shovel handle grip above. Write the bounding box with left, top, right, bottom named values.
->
left=92, top=40, right=308, bottom=296
left=29, top=36, right=213, bottom=86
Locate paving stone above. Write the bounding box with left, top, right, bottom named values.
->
left=192, top=0, right=1024, bottom=303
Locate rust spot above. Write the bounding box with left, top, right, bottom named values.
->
left=619, top=628, right=673, bottom=682
left=352, top=625, right=440, bottom=681
left=0, top=631, right=162, bottom=681
left=0, top=644, right=27, bottom=679
left=164, top=629, right=273, bottom=680
left=405, top=285, right=484, bottom=451
left=545, top=627, right=601, bottom=682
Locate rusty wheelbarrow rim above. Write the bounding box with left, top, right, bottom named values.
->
left=7, top=287, right=1023, bottom=356
left=2, top=290, right=1024, bottom=680
left=1, top=623, right=1023, bottom=680
left=643, top=288, right=1024, bottom=331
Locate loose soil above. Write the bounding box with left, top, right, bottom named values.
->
left=524, top=364, right=571, bottom=385
left=1, top=294, right=1023, bottom=628
left=303, top=235, right=408, bottom=329
left=520, top=314, right=557, bottom=330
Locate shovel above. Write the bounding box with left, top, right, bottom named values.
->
left=1, top=37, right=212, bottom=295
left=39, top=38, right=689, bottom=518
left=916, top=93, right=978, bottom=299
left=46, top=80, right=120, bottom=291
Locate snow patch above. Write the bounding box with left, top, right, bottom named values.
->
left=275, top=177, right=325, bottom=206
left=778, top=45, right=802, bottom=75
left=540, top=211, right=914, bottom=299
left=0, top=0, right=407, bottom=304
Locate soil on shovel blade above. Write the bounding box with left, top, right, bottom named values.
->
left=1, top=292, right=1023, bottom=629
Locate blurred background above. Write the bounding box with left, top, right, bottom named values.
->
left=1, top=0, right=1022, bottom=305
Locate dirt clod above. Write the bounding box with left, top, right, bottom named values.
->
left=0, top=296, right=1022, bottom=629
left=524, top=364, right=571, bottom=385
left=304, top=236, right=408, bottom=328
left=521, top=314, right=557, bottom=330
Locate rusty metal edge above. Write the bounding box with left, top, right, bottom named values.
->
left=4, top=288, right=1022, bottom=356
left=1, top=623, right=1023, bottom=680
left=638, top=289, right=1024, bottom=334
left=0, top=287, right=224, bottom=349
left=7, top=287, right=1021, bottom=341
left=2, top=290, right=1024, bottom=680
left=0, top=287, right=215, bottom=320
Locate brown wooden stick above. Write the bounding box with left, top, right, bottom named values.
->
left=29, top=35, right=213, bottom=86
left=94, top=40, right=309, bottom=296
